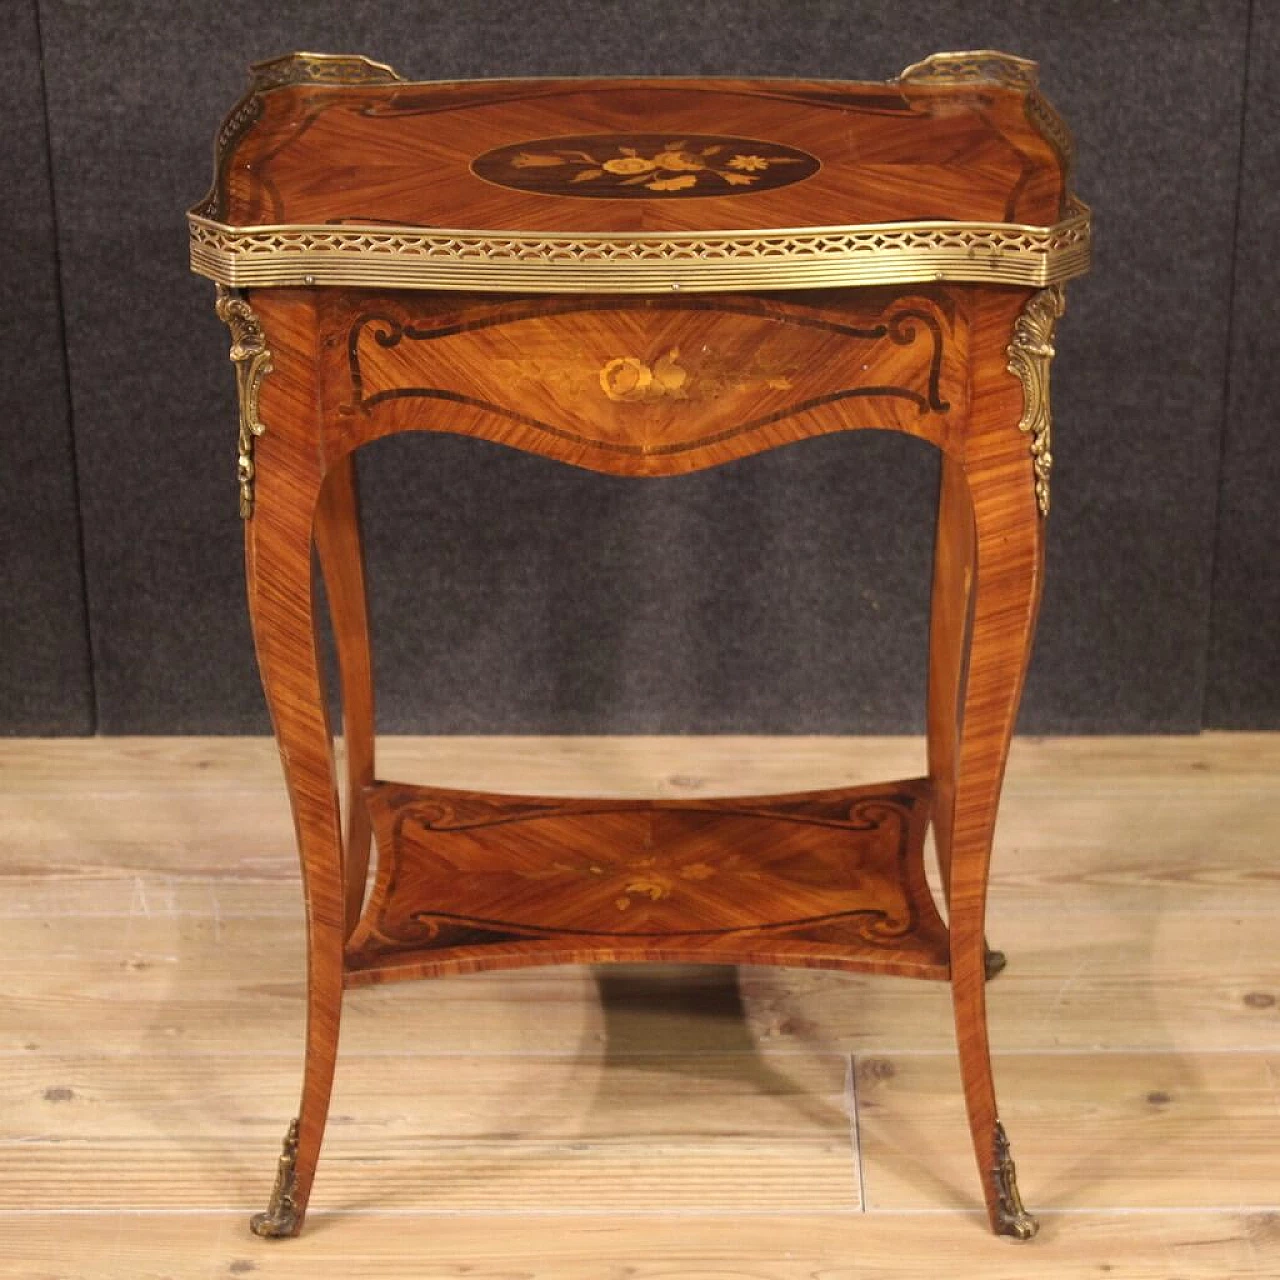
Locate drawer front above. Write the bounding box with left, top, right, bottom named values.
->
left=322, top=290, right=965, bottom=475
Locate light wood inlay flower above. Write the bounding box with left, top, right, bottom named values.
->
left=472, top=133, right=819, bottom=198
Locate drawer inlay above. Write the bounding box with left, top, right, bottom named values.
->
left=343, top=296, right=953, bottom=462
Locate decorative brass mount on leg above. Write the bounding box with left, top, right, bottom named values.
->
left=1006, top=284, right=1065, bottom=517
left=250, top=1118, right=301, bottom=1238
left=214, top=285, right=273, bottom=519
left=991, top=1119, right=1039, bottom=1239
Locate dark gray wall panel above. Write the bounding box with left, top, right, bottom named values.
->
left=1016, top=4, right=1246, bottom=732
left=358, top=432, right=937, bottom=733
left=0, top=0, right=92, bottom=734
left=1207, top=4, right=1280, bottom=728
left=37, top=0, right=1247, bottom=733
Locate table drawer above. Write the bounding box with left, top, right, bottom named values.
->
left=323, top=289, right=965, bottom=474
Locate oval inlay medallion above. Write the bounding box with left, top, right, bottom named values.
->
left=471, top=133, right=820, bottom=198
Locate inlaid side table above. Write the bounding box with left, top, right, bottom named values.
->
left=190, top=49, right=1090, bottom=1240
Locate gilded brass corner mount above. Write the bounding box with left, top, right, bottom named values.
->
left=899, top=50, right=1075, bottom=181
left=898, top=49, right=1039, bottom=90
left=248, top=51, right=403, bottom=92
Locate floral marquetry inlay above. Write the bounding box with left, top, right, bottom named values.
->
left=347, top=778, right=950, bottom=975
left=470, top=134, right=821, bottom=198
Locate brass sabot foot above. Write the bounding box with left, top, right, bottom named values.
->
left=997, top=1206, right=1040, bottom=1241
left=250, top=1118, right=302, bottom=1239
left=991, top=1120, right=1039, bottom=1241
left=984, top=947, right=1008, bottom=981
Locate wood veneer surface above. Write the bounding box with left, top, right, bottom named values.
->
left=346, top=777, right=948, bottom=981
left=215, top=77, right=1068, bottom=230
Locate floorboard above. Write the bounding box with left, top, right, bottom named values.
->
left=0, top=734, right=1276, bottom=1276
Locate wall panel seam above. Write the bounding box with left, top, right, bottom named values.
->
left=32, top=0, right=98, bottom=734
left=1202, top=0, right=1256, bottom=730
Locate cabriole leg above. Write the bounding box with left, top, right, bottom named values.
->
left=245, top=490, right=346, bottom=1239
left=945, top=286, right=1058, bottom=1239
left=221, top=287, right=346, bottom=1239
left=948, top=461, right=1042, bottom=1239
left=315, top=452, right=377, bottom=938
left=927, top=453, right=1006, bottom=982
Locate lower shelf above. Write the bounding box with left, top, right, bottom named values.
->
left=344, top=776, right=951, bottom=985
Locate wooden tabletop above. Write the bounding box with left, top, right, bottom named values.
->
left=190, top=52, right=1090, bottom=293
left=209, top=70, right=1067, bottom=232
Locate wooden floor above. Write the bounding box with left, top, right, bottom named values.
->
left=1, top=734, right=1278, bottom=1278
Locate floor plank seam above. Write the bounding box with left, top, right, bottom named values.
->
left=846, top=1053, right=866, bottom=1213
left=4, top=1046, right=1278, bottom=1060
left=0, top=1206, right=1274, bottom=1218
left=863, top=1205, right=1280, bottom=1217
left=0, top=1207, right=875, bottom=1219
